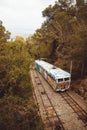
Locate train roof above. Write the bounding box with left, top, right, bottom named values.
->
left=35, top=60, right=71, bottom=80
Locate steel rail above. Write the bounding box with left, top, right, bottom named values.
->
left=60, top=92, right=87, bottom=124
left=33, top=70, right=54, bottom=130
left=34, top=70, right=65, bottom=130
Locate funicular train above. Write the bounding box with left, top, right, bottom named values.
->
left=35, top=60, right=71, bottom=92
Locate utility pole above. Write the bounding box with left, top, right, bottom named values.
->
left=70, top=60, right=73, bottom=75
left=69, top=61, right=73, bottom=87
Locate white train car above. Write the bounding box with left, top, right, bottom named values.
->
left=35, top=60, right=71, bottom=91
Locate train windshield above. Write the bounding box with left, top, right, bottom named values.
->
left=64, top=77, right=69, bottom=81
left=58, top=78, right=63, bottom=82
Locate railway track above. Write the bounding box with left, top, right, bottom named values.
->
left=60, top=92, right=87, bottom=125
left=33, top=70, right=65, bottom=130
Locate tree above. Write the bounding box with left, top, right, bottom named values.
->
left=0, top=20, right=44, bottom=130
left=30, top=0, right=87, bottom=78
left=0, top=40, right=44, bottom=130
left=0, top=96, right=44, bottom=130
left=77, top=0, right=84, bottom=6
left=0, top=20, right=11, bottom=43
left=15, top=36, right=25, bottom=44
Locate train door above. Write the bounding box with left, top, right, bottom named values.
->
left=36, top=64, right=40, bottom=72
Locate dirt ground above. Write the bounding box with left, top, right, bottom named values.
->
left=72, top=78, right=87, bottom=100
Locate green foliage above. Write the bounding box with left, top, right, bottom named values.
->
left=15, top=36, right=26, bottom=44
left=42, top=5, right=54, bottom=17
left=0, top=1, right=87, bottom=129
left=77, top=4, right=87, bottom=22
left=77, top=0, right=84, bottom=6
left=0, top=96, right=44, bottom=130
left=29, top=1, right=87, bottom=78
left=0, top=42, right=32, bottom=98
left=0, top=29, right=44, bottom=130
left=26, top=31, right=53, bottom=59
left=0, top=20, right=11, bottom=43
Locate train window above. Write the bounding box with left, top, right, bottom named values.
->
left=52, top=66, right=56, bottom=69
left=64, top=78, right=69, bottom=81
left=58, top=78, right=63, bottom=82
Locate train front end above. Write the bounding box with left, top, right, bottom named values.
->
left=50, top=68, right=71, bottom=92
left=56, top=77, right=71, bottom=91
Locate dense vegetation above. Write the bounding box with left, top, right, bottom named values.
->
left=0, top=0, right=87, bottom=129
left=0, top=21, right=44, bottom=130
left=27, top=0, right=87, bottom=79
